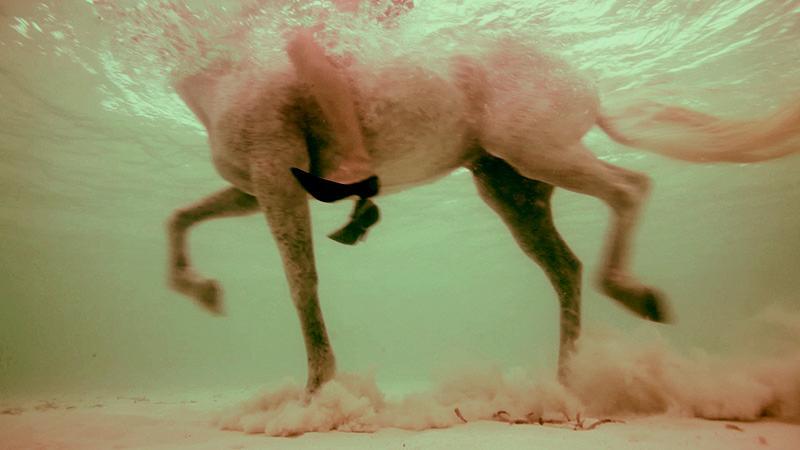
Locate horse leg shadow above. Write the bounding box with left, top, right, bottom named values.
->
left=468, top=153, right=582, bottom=381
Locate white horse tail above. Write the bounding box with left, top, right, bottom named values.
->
left=596, top=99, right=800, bottom=163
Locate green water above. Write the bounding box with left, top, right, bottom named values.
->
left=1, top=0, right=799, bottom=403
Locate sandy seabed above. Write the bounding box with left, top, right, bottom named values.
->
left=4, top=326, right=800, bottom=450
left=1, top=390, right=799, bottom=450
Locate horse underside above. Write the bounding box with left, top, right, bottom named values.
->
left=167, top=151, right=589, bottom=387
left=168, top=50, right=674, bottom=391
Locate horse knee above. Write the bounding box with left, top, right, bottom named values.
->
left=167, top=208, right=193, bottom=232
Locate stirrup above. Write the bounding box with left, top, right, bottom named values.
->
left=290, top=168, right=379, bottom=203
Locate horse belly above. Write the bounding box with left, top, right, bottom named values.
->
left=209, top=139, right=254, bottom=193
left=360, top=70, right=473, bottom=191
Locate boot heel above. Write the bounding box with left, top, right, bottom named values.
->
left=327, top=198, right=380, bottom=245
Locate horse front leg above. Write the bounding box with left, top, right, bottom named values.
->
left=167, top=186, right=259, bottom=314
left=250, top=145, right=336, bottom=393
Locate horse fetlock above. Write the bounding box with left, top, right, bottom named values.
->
left=169, top=268, right=198, bottom=290
left=170, top=269, right=224, bottom=315
left=596, top=269, right=644, bottom=304
left=305, top=354, right=336, bottom=393
left=596, top=268, right=627, bottom=291
left=597, top=272, right=671, bottom=323
left=556, top=351, right=575, bottom=386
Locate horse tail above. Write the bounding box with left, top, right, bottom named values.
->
left=596, top=99, right=800, bottom=163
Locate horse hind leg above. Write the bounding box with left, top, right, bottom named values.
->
left=469, top=153, right=582, bottom=381
left=167, top=186, right=259, bottom=315
left=483, top=139, right=673, bottom=324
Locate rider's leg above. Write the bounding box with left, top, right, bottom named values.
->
left=287, top=29, right=373, bottom=185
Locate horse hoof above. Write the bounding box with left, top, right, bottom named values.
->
left=196, top=279, right=224, bottom=316
left=599, top=274, right=674, bottom=324
left=641, top=288, right=673, bottom=324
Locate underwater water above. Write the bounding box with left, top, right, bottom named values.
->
left=1, top=0, right=799, bottom=448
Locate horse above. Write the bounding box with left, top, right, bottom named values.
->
left=166, top=42, right=800, bottom=392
